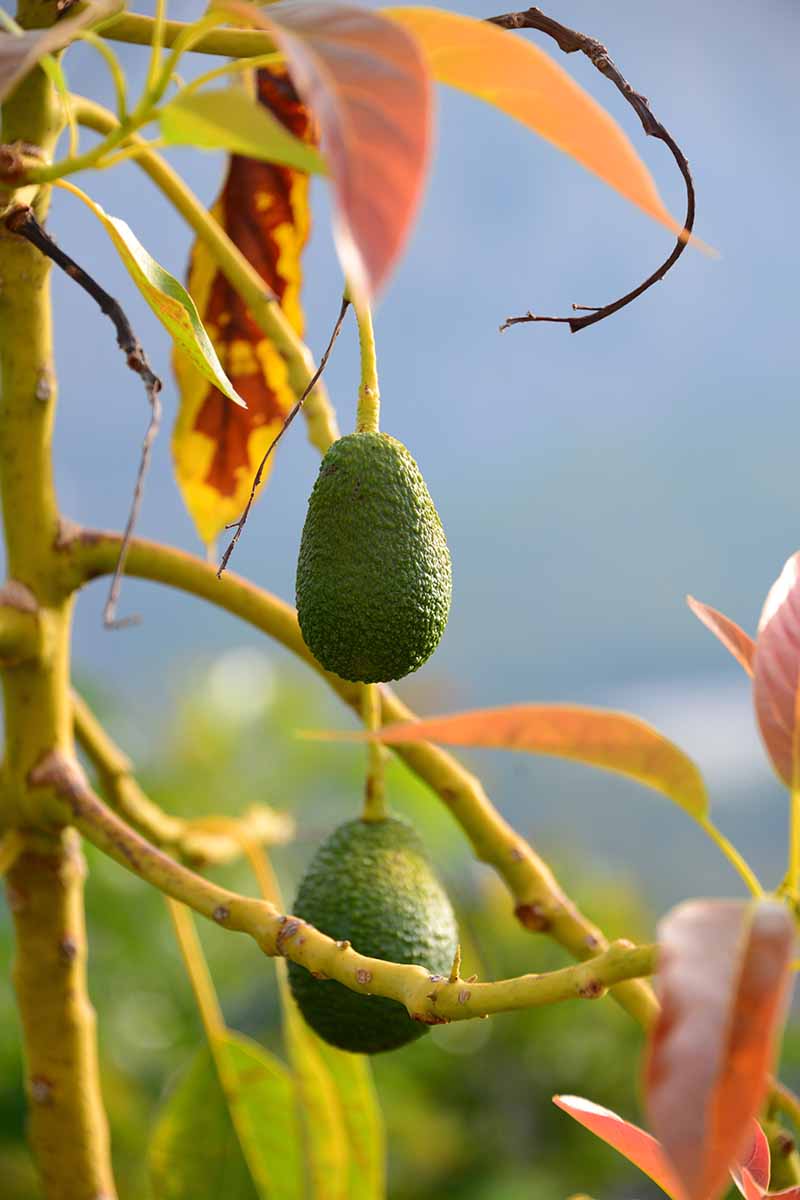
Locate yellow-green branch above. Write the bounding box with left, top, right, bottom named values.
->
left=33, top=746, right=658, bottom=1022
left=70, top=94, right=340, bottom=458
left=61, top=527, right=660, bottom=1029
left=72, top=689, right=293, bottom=866
left=0, top=33, right=116, bottom=1195
left=5, top=830, right=116, bottom=1200
left=100, top=10, right=278, bottom=58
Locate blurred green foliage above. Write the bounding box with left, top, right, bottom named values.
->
left=2, top=650, right=797, bottom=1198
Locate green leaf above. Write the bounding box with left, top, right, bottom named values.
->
left=315, top=1038, right=386, bottom=1198
left=148, top=1033, right=304, bottom=1200
left=60, top=182, right=246, bottom=408
left=159, top=88, right=327, bottom=175
left=280, top=979, right=351, bottom=1198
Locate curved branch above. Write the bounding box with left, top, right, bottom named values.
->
left=60, top=525, right=660, bottom=1029
left=489, top=7, right=695, bottom=334
left=72, top=689, right=294, bottom=866
left=33, top=745, right=658, bottom=1023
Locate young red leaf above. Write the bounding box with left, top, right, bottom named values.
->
left=0, top=0, right=113, bottom=102
left=753, top=553, right=800, bottom=787
left=731, top=1124, right=771, bottom=1198
left=216, top=0, right=431, bottom=298
left=356, top=704, right=708, bottom=818
left=553, top=1095, right=685, bottom=1198
left=687, top=596, right=756, bottom=678
left=645, top=899, right=795, bottom=1200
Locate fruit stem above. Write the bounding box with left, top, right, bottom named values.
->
left=352, top=294, right=380, bottom=433
left=362, top=684, right=388, bottom=821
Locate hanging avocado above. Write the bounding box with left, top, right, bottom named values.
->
left=288, top=816, right=458, bottom=1054
left=296, top=432, right=452, bottom=683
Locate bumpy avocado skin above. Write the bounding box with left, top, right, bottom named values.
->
left=295, top=432, right=452, bottom=683
left=287, top=818, right=458, bottom=1054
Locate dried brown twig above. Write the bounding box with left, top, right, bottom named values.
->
left=488, top=6, right=695, bottom=333
left=5, top=206, right=162, bottom=626
left=217, top=294, right=351, bottom=578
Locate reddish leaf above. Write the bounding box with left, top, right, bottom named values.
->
left=738, top=1169, right=767, bottom=1200
left=553, top=1095, right=685, bottom=1198
left=385, top=7, right=687, bottom=242
left=753, top=553, right=800, bottom=787
left=0, top=0, right=112, bottom=102
left=173, top=66, right=315, bottom=543
left=217, top=0, right=431, bottom=297
left=687, top=596, right=756, bottom=678
left=645, top=899, right=795, bottom=1200
left=731, top=1125, right=771, bottom=1198
left=355, top=703, right=708, bottom=817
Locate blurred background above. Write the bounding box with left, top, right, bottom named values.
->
left=2, top=0, right=800, bottom=1195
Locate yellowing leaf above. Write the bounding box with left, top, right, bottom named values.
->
left=384, top=6, right=685, bottom=240
left=172, top=66, right=314, bottom=544
left=314, top=1039, right=385, bottom=1198
left=354, top=704, right=708, bottom=817
left=56, top=179, right=244, bottom=409
left=279, top=974, right=350, bottom=1199
left=160, top=88, right=327, bottom=175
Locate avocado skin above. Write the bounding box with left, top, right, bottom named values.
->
left=287, top=817, right=458, bottom=1054
left=295, top=432, right=452, bottom=683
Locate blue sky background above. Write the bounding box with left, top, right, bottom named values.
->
left=8, top=0, right=799, bottom=908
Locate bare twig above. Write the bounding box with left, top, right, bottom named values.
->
left=5, top=206, right=162, bottom=625
left=217, top=295, right=351, bottom=578
left=488, top=7, right=695, bottom=333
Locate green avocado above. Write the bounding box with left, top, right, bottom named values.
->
left=295, top=432, right=452, bottom=683
left=287, top=817, right=458, bottom=1054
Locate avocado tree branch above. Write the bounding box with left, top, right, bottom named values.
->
left=5, top=831, right=116, bottom=1200
left=61, top=526, right=660, bottom=1029
left=72, top=689, right=294, bottom=866
left=488, top=6, right=695, bottom=333
left=99, top=9, right=278, bottom=57
left=33, top=744, right=659, bottom=1022
left=70, top=94, right=341, bottom=459
left=4, top=204, right=162, bottom=628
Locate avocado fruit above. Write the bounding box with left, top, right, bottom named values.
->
left=295, top=432, right=452, bottom=683
left=287, top=817, right=458, bottom=1054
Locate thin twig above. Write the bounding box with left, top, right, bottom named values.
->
left=217, top=295, right=351, bottom=578
left=488, top=6, right=695, bottom=333
left=5, top=206, right=162, bottom=626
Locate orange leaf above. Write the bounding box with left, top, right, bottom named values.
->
left=730, top=1124, right=771, bottom=1197
left=645, top=899, right=794, bottom=1200
left=687, top=596, right=756, bottom=678
left=359, top=703, right=707, bottom=817
left=753, top=553, right=800, bottom=788
left=217, top=0, right=432, bottom=298
left=554, top=1095, right=685, bottom=1199
left=384, top=7, right=685, bottom=240
left=173, top=66, right=314, bottom=545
